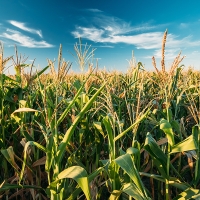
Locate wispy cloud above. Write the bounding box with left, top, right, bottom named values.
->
left=0, top=29, right=53, bottom=48
left=72, top=10, right=200, bottom=61
left=146, top=48, right=181, bottom=60
left=87, top=8, right=102, bottom=13
left=179, top=23, right=189, bottom=29
left=72, top=11, right=165, bottom=49
left=73, top=27, right=199, bottom=50
left=8, top=20, right=43, bottom=38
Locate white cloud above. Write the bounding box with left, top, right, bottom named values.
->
left=72, top=12, right=166, bottom=49
left=72, top=14, right=200, bottom=63
left=147, top=48, right=181, bottom=60
left=8, top=20, right=43, bottom=38
left=72, top=27, right=174, bottom=49
left=72, top=25, right=200, bottom=50
left=179, top=23, right=188, bottom=29
left=0, top=29, right=53, bottom=48
left=87, top=9, right=102, bottom=13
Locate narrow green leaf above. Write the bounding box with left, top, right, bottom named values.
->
left=140, top=172, right=190, bottom=191
left=0, top=183, right=42, bottom=192
left=114, top=154, right=148, bottom=198
left=114, top=108, right=150, bottom=142
left=57, top=72, right=94, bottom=126
left=30, top=65, right=49, bottom=82
left=123, top=183, right=149, bottom=200
left=160, top=119, right=174, bottom=146
left=109, top=190, right=122, bottom=200
left=171, top=135, right=197, bottom=154
left=20, top=141, right=47, bottom=183
left=1, top=146, right=19, bottom=173
left=57, top=166, right=91, bottom=200
left=144, top=133, right=168, bottom=178
left=67, top=167, right=104, bottom=200
left=173, top=188, right=200, bottom=200
left=57, top=81, right=107, bottom=161
left=103, top=116, right=115, bottom=159
left=93, top=121, right=104, bottom=137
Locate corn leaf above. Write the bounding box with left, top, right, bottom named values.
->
left=143, top=133, right=168, bottom=178
left=160, top=119, right=175, bottom=146
left=173, top=188, right=200, bottom=200
left=114, top=108, right=150, bottom=142
left=171, top=135, right=198, bottom=154
left=57, top=166, right=91, bottom=200
left=114, top=154, right=149, bottom=198
left=57, top=81, right=107, bottom=161
left=1, top=146, right=20, bottom=173
left=123, top=183, right=151, bottom=200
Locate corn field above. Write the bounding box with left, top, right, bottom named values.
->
left=0, top=32, right=200, bottom=200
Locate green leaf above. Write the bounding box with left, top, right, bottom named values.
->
left=114, top=108, right=150, bottom=142
left=114, top=154, right=149, bottom=198
left=173, top=187, right=200, bottom=200
left=57, top=166, right=91, bottom=200
left=1, top=146, right=19, bottom=173
left=123, top=183, right=150, bottom=200
left=144, top=133, right=168, bottom=178
left=160, top=119, right=174, bottom=146
left=67, top=167, right=104, bottom=200
left=29, top=65, right=49, bottom=82
left=140, top=172, right=190, bottom=191
left=93, top=121, right=104, bottom=137
left=57, top=81, right=107, bottom=161
left=109, top=190, right=122, bottom=200
left=0, top=183, right=42, bottom=192
left=103, top=116, right=115, bottom=160
left=20, top=141, right=47, bottom=183
left=171, top=135, right=198, bottom=154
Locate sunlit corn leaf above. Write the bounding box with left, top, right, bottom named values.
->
left=126, top=147, right=140, bottom=158
left=67, top=167, right=104, bottom=200
left=56, top=166, right=91, bottom=200
left=123, top=183, right=151, bottom=200
left=114, top=154, right=149, bottom=199
left=45, top=135, right=54, bottom=172
left=28, top=65, right=49, bottom=82
left=140, top=172, right=190, bottom=191
left=20, top=141, right=47, bottom=183
left=12, top=107, right=40, bottom=114
left=173, top=187, right=200, bottom=200
left=143, top=133, right=168, bottom=178
left=108, top=161, right=121, bottom=190
left=109, top=190, right=122, bottom=200
left=103, top=116, right=115, bottom=160
left=114, top=108, right=150, bottom=142
left=126, top=147, right=140, bottom=169
left=160, top=119, right=174, bottom=146
left=57, top=81, right=107, bottom=161
left=56, top=72, right=94, bottom=126
left=171, top=135, right=197, bottom=154
left=93, top=121, right=105, bottom=137
left=0, top=181, right=5, bottom=189
left=1, top=146, right=20, bottom=173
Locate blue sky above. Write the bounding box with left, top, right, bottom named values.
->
left=0, top=0, right=200, bottom=73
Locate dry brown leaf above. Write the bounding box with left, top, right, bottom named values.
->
left=12, top=108, right=40, bottom=114
left=32, top=156, right=46, bottom=167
